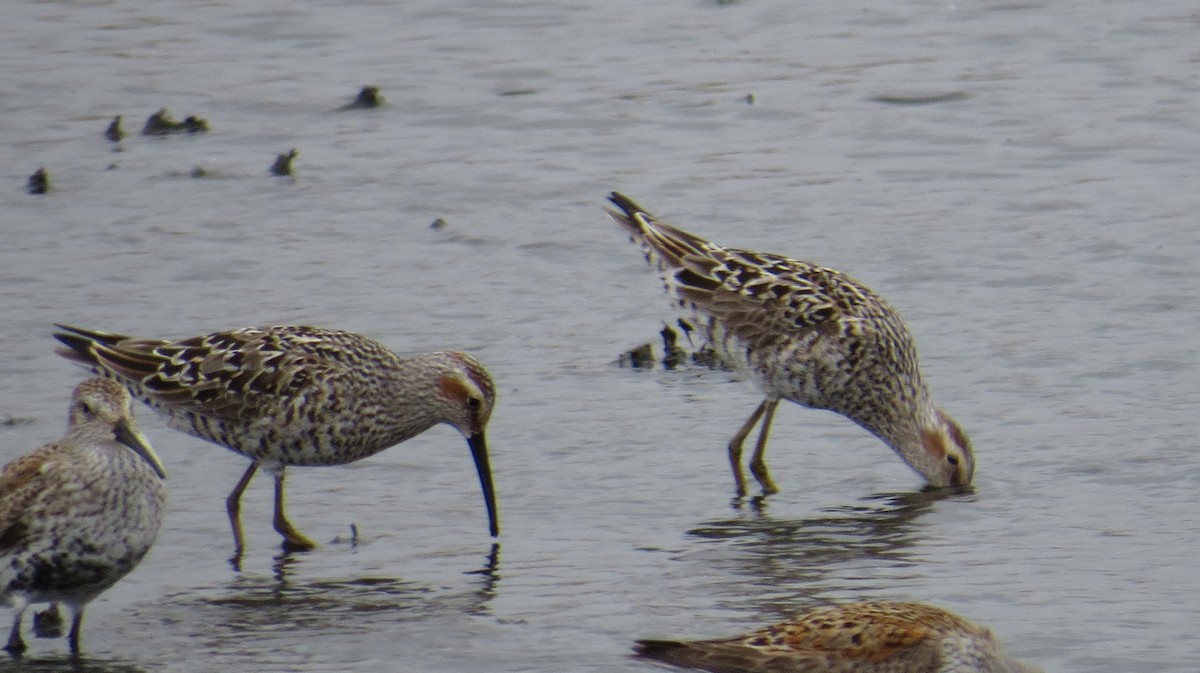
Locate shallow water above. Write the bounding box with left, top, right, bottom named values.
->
left=1, top=0, right=1197, bottom=671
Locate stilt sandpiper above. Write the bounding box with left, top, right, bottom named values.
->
left=1, top=378, right=167, bottom=655
left=635, top=601, right=1043, bottom=673
left=606, top=192, right=973, bottom=495
left=54, top=324, right=498, bottom=556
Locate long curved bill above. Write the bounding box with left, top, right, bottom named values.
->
left=468, top=432, right=499, bottom=537
left=114, top=418, right=168, bottom=480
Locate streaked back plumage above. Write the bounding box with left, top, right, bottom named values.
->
left=54, top=324, right=492, bottom=467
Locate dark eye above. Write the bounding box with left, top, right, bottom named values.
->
left=946, top=455, right=960, bottom=466
left=467, top=397, right=482, bottom=410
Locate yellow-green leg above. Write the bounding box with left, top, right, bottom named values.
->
left=273, top=469, right=316, bottom=551
left=728, top=400, right=770, bottom=498
left=748, top=399, right=781, bottom=494
left=226, top=462, right=260, bottom=557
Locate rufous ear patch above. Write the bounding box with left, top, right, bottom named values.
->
left=920, top=427, right=947, bottom=457
left=437, top=374, right=470, bottom=402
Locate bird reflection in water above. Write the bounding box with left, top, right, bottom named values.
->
left=184, top=543, right=502, bottom=646
left=686, top=489, right=968, bottom=612
left=2, top=655, right=150, bottom=673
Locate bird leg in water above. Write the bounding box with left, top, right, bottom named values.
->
left=728, top=400, right=771, bottom=498
left=226, top=463, right=259, bottom=557
left=5, top=604, right=28, bottom=654
left=748, top=399, right=781, bottom=495
left=67, top=608, right=84, bottom=655
left=273, top=469, right=317, bottom=551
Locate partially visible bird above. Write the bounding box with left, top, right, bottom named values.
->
left=634, top=601, right=1043, bottom=673
left=606, top=192, right=973, bottom=495
left=53, top=324, right=499, bottom=557
left=0, top=377, right=167, bottom=655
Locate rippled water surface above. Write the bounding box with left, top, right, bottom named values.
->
left=1, top=1, right=1197, bottom=671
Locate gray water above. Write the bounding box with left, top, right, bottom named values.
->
left=1, top=1, right=1197, bottom=671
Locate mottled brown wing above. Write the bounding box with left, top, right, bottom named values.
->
left=765, top=611, right=941, bottom=664
left=55, top=325, right=338, bottom=421
left=0, top=449, right=55, bottom=553
left=679, top=248, right=868, bottom=353
left=606, top=193, right=883, bottom=354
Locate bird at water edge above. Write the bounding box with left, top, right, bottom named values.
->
left=53, top=324, right=499, bottom=558
left=0, top=377, right=167, bottom=655
left=606, top=192, right=973, bottom=495
left=634, top=601, right=1043, bottom=673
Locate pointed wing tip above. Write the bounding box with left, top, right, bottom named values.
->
left=52, top=324, right=126, bottom=348
left=607, top=191, right=645, bottom=216
left=52, top=330, right=97, bottom=364
left=606, top=192, right=660, bottom=243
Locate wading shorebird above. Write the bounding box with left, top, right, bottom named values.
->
left=606, top=193, right=973, bottom=495
left=54, top=324, right=498, bottom=556
left=634, top=601, right=1043, bottom=673
left=1, top=378, right=167, bottom=655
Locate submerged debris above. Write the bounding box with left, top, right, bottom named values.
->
left=142, top=108, right=210, bottom=136
left=618, top=343, right=655, bottom=369
left=869, top=91, right=971, bottom=106
left=660, top=323, right=688, bottom=369
left=689, top=342, right=725, bottom=369
left=181, top=115, right=209, bottom=133
left=104, top=115, right=124, bottom=142
left=1, top=415, right=36, bottom=428
left=142, top=109, right=175, bottom=135
left=619, top=319, right=730, bottom=370
left=27, top=167, right=50, bottom=194
left=338, top=85, right=383, bottom=110
left=330, top=523, right=360, bottom=547
left=270, top=148, right=298, bottom=176
left=666, top=319, right=726, bottom=369
left=32, top=604, right=64, bottom=639
left=430, top=218, right=448, bottom=229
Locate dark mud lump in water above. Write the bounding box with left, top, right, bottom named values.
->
left=142, top=108, right=209, bottom=136
left=618, top=343, right=655, bottom=369
left=27, top=167, right=50, bottom=194
left=181, top=115, right=209, bottom=133
left=270, top=149, right=298, bottom=176
left=104, top=116, right=124, bottom=143
left=338, top=85, right=383, bottom=110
